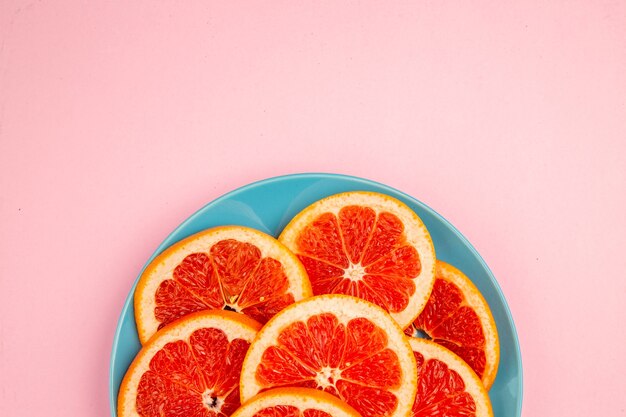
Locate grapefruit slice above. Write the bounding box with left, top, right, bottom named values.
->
left=240, top=294, right=417, bottom=417
left=134, top=226, right=312, bottom=344
left=409, top=338, right=493, bottom=417
left=279, top=191, right=436, bottom=329
left=231, top=387, right=362, bottom=417
left=405, top=261, right=499, bottom=389
left=118, top=310, right=262, bottom=417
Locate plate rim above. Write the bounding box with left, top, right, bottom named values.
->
left=108, top=172, right=523, bottom=416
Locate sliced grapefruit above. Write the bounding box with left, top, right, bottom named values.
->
left=409, top=338, right=493, bottom=417
left=231, top=387, right=362, bottom=417
left=279, top=191, right=436, bottom=329
left=135, top=226, right=312, bottom=344
left=118, top=310, right=262, bottom=417
left=405, top=261, right=499, bottom=389
left=240, top=294, right=417, bottom=417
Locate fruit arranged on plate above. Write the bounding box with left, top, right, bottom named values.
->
left=405, top=261, right=500, bottom=389
left=230, top=387, right=362, bottom=417
left=240, top=295, right=417, bottom=417
left=118, top=191, right=501, bottom=417
left=279, top=192, right=436, bottom=329
left=118, top=310, right=261, bottom=417
left=134, top=226, right=312, bottom=344
left=409, top=338, right=493, bottom=417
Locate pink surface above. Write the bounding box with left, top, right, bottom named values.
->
left=1, top=1, right=625, bottom=416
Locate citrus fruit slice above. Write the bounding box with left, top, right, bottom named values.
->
left=240, top=294, right=417, bottom=417
left=134, top=226, right=312, bottom=344
left=409, top=338, right=493, bottom=417
left=279, top=191, right=436, bottom=329
left=231, top=387, right=362, bottom=417
left=118, top=310, right=262, bottom=417
left=405, top=261, right=499, bottom=389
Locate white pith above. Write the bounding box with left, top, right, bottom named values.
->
left=344, top=263, right=366, bottom=281
left=315, top=366, right=342, bottom=389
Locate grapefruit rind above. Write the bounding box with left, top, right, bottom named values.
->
left=279, top=191, right=436, bottom=330
left=432, top=261, right=500, bottom=390
left=409, top=338, right=494, bottom=417
left=240, top=294, right=418, bottom=417
left=118, top=310, right=262, bottom=417
left=231, top=387, right=362, bottom=417
left=134, top=225, right=312, bottom=344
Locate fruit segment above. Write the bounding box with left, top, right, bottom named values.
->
left=118, top=310, right=262, bottom=417
left=279, top=192, right=436, bottom=329
left=294, top=210, right=419, bottom=313
left=154, top=241, right=294, bottom=328
left=413, top=352, right=476, bottom=416
left=135, top=226, right=312, bottom=344
left=409, top=338, right=493, bottom=417
left=229, top=387, right=362, bottom=417
left=405, top=261, right=499, bottom=389
left=255, top=315, right=402, bottom=398
left=240, top=295, right=417, bottom=417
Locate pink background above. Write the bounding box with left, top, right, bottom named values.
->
left=1, top=1, right=625, bottom=416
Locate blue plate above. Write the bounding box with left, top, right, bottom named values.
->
left=109, top=173, right=522, bottom=416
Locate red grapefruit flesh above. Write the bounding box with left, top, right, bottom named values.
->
left=409, top=338, right=493, bottom=417
left=230, top=387, right=361, bottom=417
left=118, top=310, right=262, bottom=417
left=405, top=261, right=499, bottom=389
left=279, top=192, right=436, bottom=329
left=240, top=295, right=417, bottom=417
left=134, top=226, right=312, bottom=344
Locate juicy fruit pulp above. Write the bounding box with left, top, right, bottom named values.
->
left=255, top=313, right=402, bottom=417
left=155, top=239, right=295, bottom=329
left=412, top=352, right=476, bottom=417
left=136, top=327, right=249, bottom=417
left=406, top=279, right=487, bottom=380
left=230, top=387, right=363, bottom=417
left=250, top=406, right=331, bottom=417
left=295, top=207, right=421, bottom=314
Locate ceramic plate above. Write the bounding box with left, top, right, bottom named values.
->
left=109, top=173, right=522, bottom=416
